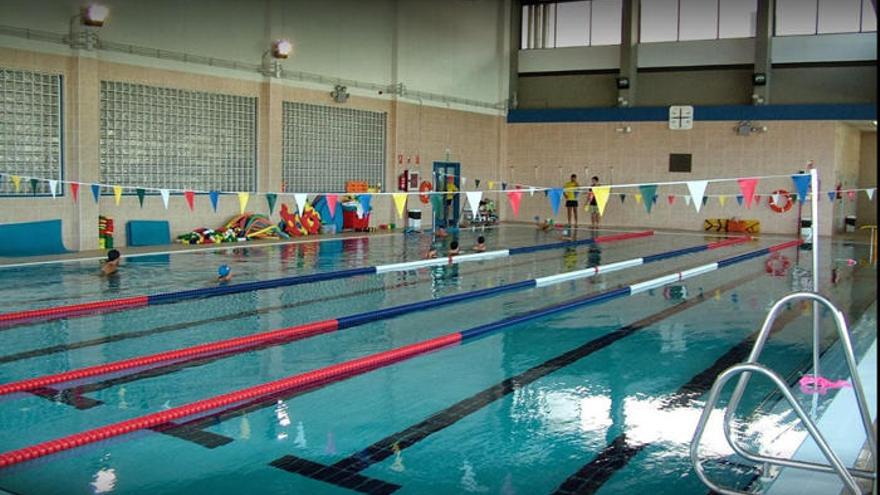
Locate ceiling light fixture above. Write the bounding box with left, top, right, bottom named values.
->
left=81, top=3, right=110, bottom=27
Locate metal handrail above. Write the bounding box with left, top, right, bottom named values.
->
left=690, top=291, right=876, bottom=495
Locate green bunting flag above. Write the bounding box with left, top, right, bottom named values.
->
left=266, top=193, right=278, bottom=215
left=30, top=178, right=39, bottom=195
left=136, top=188, right=146, bottom=207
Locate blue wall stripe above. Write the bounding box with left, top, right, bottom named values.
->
left=507, top=103, right=877, bottom=124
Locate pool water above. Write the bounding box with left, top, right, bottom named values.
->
left=0, top=226, right=874, bottom=494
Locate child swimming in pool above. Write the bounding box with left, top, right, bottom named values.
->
left=472, top=236, right=486, bottom=252
left=100, top=249, right=121, bottom=276
left=535, top=216, right=553, bottom=232
left=425, top=244, right=439, bottom=259
left=448, top=240, right=461, bottom=256
left=217, top=264, right=233, bottom=283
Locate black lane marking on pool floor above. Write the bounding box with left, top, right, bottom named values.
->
left=270, top=455, right=402, bottom=495
left=2, top=249, right=567, bottom=365
left=550, top=281, right=875, bottom=495
left=254, top=271, right=766, bottom=493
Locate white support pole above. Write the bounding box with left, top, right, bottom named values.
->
left=811, top=168, right=820, bottom=382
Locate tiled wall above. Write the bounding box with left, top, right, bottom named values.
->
left=0, top=46, right=505, bottom=250
left=504, top=121, right=849, bottom=236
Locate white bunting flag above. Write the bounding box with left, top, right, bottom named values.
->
left=686, top=180, right=708, bottom=212
left=528, top=187, right=536, bottom=197
left=293, top=193, right=308, bottom=215
left=466, top=191, right=483, bottom=211
left=160, top=189, right=170, bottom=209
left=684, top=195, right=692, bottom=206
left=771, top=192, right=781, bottom=206
left=48, top=180, right=58, bottom=198
left=867, top=188, right=876, bottom=201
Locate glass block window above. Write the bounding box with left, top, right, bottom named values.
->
left=0, top=68, right=62, bottom=195
left=282, top=102, right=386, bottom=193
left=100, top=81, right=257, bottom=192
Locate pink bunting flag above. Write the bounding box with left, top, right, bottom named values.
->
left=325, top=194, right=338, bottom=218
left=70, top=183, right=79, bottom=203
left=847, top=190, right=856, bottom=201
left=506, top=190, right=523, bottom=217
left=667, top=195, right=675, bottom=205
left=184, top=190, right=195, bottom=211
left=737, top=178, right=758, bottom=208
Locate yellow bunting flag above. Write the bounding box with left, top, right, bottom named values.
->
left=392, top=192, right=408, bottom=219
left=11, top=175, right=21, bottom=192
left=634, top=193, right=642, bottom=204
left=718, top=195, right=727, bottom=207
left=237, top=192, right=249, bottom=214
left=113, top=185, right=123, bottom=205
left=592, top=185, right=611, bottom=216
left=488, top=181, right=495, bottom=190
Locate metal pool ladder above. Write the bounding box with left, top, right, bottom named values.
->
left=690, top=291, right=877, bottom=495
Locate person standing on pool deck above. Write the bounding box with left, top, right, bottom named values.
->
left=444, top=176, right=458, bottom=227
left=587, top=175, right=600, bottom=230
left=563, top=174, right=579, bottom=228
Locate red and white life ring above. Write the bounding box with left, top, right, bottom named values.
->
left=418, top=181, right=432, bottom=204
left=768, top=189, right=793, bottom=213
left=765, top=253, right=791, bottom=276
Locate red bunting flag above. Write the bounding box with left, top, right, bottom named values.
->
left=506, top=189, right=523, bottom=217
left=70, top=183, right=79, bottom=203
left=184, top=190, right=195, bottom=211
left=737, top=178, right=758, bottom=208
left=667, top=195, right=675, bottom=205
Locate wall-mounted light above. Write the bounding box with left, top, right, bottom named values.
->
left=615, top=77, right=630, bottom=90
left=262, top=39, right=293, bottom=78
left=616, top=96, right=630, bottom=108
left=271, top=39, right=293, bottom=59
left=81, top=3, right=110, bottom=27
left=751, top=93, right=765, bottom=105
left=67, top=3, right=109, bottom=50
left=615, top=125, right=632, bottom=134
left=330, top=85, right=349, bottom=104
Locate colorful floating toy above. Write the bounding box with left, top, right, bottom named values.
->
left=799, top=374, right=851, bottom=395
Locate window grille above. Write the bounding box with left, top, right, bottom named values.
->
left=282, top=102, right=386, bottom=193
left=0, top=67, right=62, bottom=195
left=100, top=81, right=257, bottom=192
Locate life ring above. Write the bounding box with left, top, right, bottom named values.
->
left=765, top=253, right=791, bottom=276
left=418, top=181, right=432, bottom=204
left=768, top=189, right=793, bottom=213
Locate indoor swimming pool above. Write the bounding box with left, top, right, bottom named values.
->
left=0, top=226, right=874, bottom=494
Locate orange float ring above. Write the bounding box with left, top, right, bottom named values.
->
left=765, top=252, right=791, bottom=276
left=768, top=189, right=793, bottom=213
left=418, top=181, right=432, bottom=204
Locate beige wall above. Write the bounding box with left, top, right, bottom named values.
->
left=0, top=46, right=506, bottom=250
left=831, top=123, right=862, bottom=233
left=504, top=120, right=843, bottom=236
left=856, top=131, right=877, bottom=227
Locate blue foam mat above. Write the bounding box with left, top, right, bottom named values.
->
left=0, top=219, right=69, bottom=257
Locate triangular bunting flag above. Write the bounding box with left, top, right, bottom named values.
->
left=528, top=187, right=536, bottom=197
left=653, top=196, right=658, bottom=204
left=488, top=181, right=494, bottom=190
left=548, top=188, right=563, bottom=216
left=543, top=190, right=548, bottom=197
left=48, top=180, right=58, bottom=198
left=867, top=188, right=875, bottom=201
left=266, top=193, right=277, bottom=215
left=70, top=183, right=79, bottom=203
left=209, top=191, right=220, bottom=212
left=160, top=189, right=170, bottom=209
left=737, top=178, right=758, bottom=208
left=635, top=193, right=642, bottom=204
left=502, top=182, right=508, bottom=191
left=847, top=190, right=856, bottom=201
left=771, top=192, right=781, bottom=206
left=827, top=191, right=836, bottom=202
left=91, top=184, right=100, bottom=203
left=686, top=180, right=708, bottom=212
left=294, top=193, right=308, bottom=215
left=461, top=177, right=467, bottom=187
left=754, top=194, right=762, bottom=204
left=113, top=185, right=123, bottom=205
left=638, top=185, right=657, bottom=213
left=506, top=190, right=523, bottom=217
left=237, top=192, right=249, bottom=214
left=684, top=195, right=692, bottom=206
left=475, top=179, right=480, bottom=188
left=736, top=195, right=743, bottom=206
left=358, top=194, right=372, bottom=215
left=619, top=193, right=626, bottom=203
left=325, top=194, right=338, bottom=218
left=184, top=190, right=195, bottom=211
left=718, top=195, right=727, bottom=207
left=11, top=175, right=21, bottom=192
left=790, top=193, right=798, bottom=203
left=667, top=195, right=676, bottom=205
left=701, top=196, right=708, bottom=206
left=592, top=186, right=611, bottom=216
left=136, top=188, right=146, bottom=207
left=30, top=178, right=39, bottom=195
left=791, top=174, right=811, bottom=204
left=430, top=192, right=443, bottom=213
left=466, top=191, right=483, bottom=212
left=392, top=193, right=408, bottom=219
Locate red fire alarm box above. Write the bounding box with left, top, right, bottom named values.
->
left=408, top=171, right=420, bottom=191
left=398, top=170, right=409, bottom=191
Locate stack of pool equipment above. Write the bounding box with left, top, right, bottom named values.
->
left=98, top=216, right=113, bottom=249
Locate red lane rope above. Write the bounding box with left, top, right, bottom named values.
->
left=0, top=296, right=149, bottom=325
left=592, top=231, right=653, bottom=244
left=767, top=239, right=803, bottom=252
left=706, top=236, right=752, bottom=250
left=0, top=333, right=461, bottom=468
left=0, top=319, right=340, bottom=396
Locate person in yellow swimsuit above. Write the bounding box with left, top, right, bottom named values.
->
left=563, top=174, right=579, bottom=228
left=444, top=177, right=458, bottom=225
